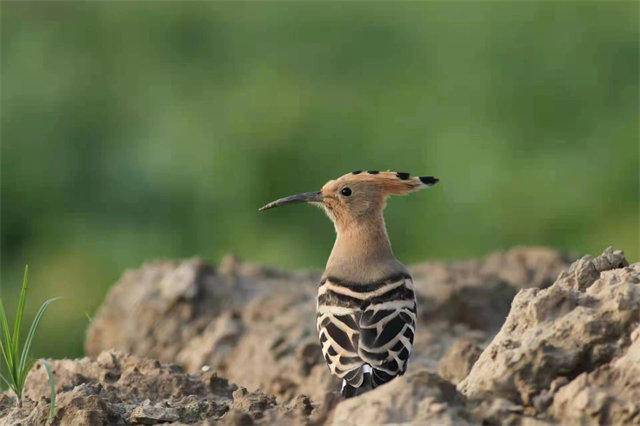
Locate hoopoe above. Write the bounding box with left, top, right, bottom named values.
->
left=259, top=170, right=438, bottom=397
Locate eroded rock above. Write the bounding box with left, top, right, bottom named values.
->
left=412, top=246, right=573, bottom=332
left=0, top=351, right=299, bottom=425
left=458, top=247, right=640, bottom=424
left=331, top=370, right=471, bottom=425
left=438, top=338, right=483, bottom=385
left=4, top=246, right=637, bottom=425
left=85, top=247, right=571, bottom=404
left=550, top=324, right=640, bottom=424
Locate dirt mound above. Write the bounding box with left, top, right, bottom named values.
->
left=459, top=247, right=640, bottom=424
left=331, top=369, right=470, bottom=425
left=85, top=247, right=571, bottom=403
left=0, top=350, right=309, bottom=425
left=4, top=246, right=639, bottom=424
left=437, top=338, right=483, bottom=385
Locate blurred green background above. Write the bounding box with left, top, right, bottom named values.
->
left=1, top=2, right=638, bottom=360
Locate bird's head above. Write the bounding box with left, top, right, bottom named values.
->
left=259, top=170, right=438, bottom=231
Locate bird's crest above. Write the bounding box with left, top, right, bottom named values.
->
left=322, top=170, right=438, bottom=196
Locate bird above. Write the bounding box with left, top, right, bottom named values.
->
left=259, top=170, right=439, bottom=397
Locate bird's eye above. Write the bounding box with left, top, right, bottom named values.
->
left=340, top=187, right=352, bottom=196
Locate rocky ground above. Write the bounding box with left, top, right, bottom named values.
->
left=1, top=246, right=638, bottom=425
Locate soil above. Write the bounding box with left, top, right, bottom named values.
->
left=2, top=246, right=638, bottom=425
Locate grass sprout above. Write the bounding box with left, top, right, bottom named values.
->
left=43, top=360, right=57, bottom=424
left=0, top=265, right=59, bottom=407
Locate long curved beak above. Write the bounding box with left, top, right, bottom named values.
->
left=259, top=191, right=323, bottom=212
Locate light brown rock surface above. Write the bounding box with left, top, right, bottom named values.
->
left=0, top=351, right=302, bottom=425
left=438, top=338, right=483, bottom=385
left=459, top=247, right=640, bottom=424
left=331, top=369, right=472, bottom=425
left=85, top=247, right=572, bottom=403
left=550, top=325, right=640, bottom=424
left=4, top=246, right=639, bottom=425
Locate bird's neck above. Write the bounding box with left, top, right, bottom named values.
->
left=324, top=214, right=404, bottom=283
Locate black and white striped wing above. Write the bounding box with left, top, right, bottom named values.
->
left=316, top=273, right=416, bottom=388
left=359, top=292, right=416, bottom=386
left=316, top=306, right=366, bottom=387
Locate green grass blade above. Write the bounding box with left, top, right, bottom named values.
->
left=11, top=266, right=29, bottom=359
left=0, top=299, right=15, bottom=378
left=43, top=360, right=57, bottom=424
left=17, top=297, right=60, bottom=390
left=0, top=338, right=17, bottom=393
left=0, top=301, right=20, bottom=395
left=0, top=369, right=11, bottom=389
left=0, top=309, right=12, bottom=371
left=0, top=265, right=59, bottom=403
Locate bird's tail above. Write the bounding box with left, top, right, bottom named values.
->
left=340, top=365, right=374, bottom=398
